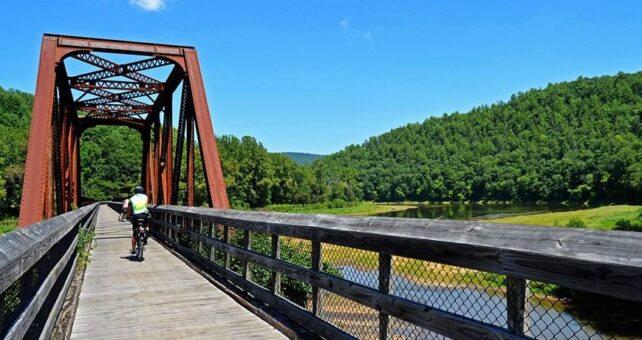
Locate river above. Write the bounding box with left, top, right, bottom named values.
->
left=376, top=202, right=583, bottom=220
left=361, top=203, right=633, bottom=339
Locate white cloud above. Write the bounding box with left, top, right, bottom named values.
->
left=340, top=17, right=350, bottom=30
left=340, top=17, right=375, bottom=43
left=129, top=0, right=166, bottom=11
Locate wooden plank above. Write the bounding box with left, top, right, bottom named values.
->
left=6, top=234, right=79, bottom=340
left=151, top=205, right=642, bottom=302
left=0, top=204, right=98, bottom=293
left=243, top=230, right=251, bottom=281
left=506, top=276, right=526, bottom=336
left=39, top=256, right=78, bottom=340
left=71, top=208, right=285, bottom=340
left=158, top=220, right=520, bottom=340
left=311, top=241, right=322, bottom=316
left=270, top=234, right=281, bottom=293
left=196, top=219, right=203, bottom=255
left=155, top=228, right=354, bottom=340
left=378, top=253, right=391, bottom=340
left=223, top=225, right=231, bottom=270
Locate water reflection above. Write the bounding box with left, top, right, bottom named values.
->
left=376, top=203, right=583, bottom=220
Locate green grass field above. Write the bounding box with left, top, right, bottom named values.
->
left=262, top=202, right=415, bottom=215
left=0, top=219, right=17, bottom=235
left=488, top=205, right=641, bottom=229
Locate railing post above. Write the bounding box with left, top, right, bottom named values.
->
left=379, top=253, right=391, bottom=340
left=185, top=217, right=192, bottom=247
left=196, top=219, right=203, bottom=255
left=242, top=230, right=252, bottom=281
left=311, top=241, right=322, bottom=315
left=167, top=213, right=172, bottom=240
left=176, top=215, right=183, bottom=243
left=209, top=223, right=216, bottom=262
left=506, top=275, right=526, bottom=336
left=270, top=234, right=281, bottom=293
left=223, top=225, right=231, bottom=270
left=171, top=214, right=177, bottom=241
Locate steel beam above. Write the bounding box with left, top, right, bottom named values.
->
left=141, top=130, right=150, bottom=197
left=186, top=106, right=195, bottom=207
left=19, top=36, right=59, bottom=226
left=171, top=82, right=189, bottom=205
left=184, top=49, right=229, bottom=208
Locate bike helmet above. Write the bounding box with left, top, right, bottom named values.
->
left=134, top=185, right=144, bottom=194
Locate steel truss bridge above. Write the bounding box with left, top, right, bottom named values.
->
left=1, top=35, right=641, bottom=340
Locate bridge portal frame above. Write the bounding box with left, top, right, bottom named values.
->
left=19, top=34, right=229, bottom=227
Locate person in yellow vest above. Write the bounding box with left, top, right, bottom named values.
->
left=129, top=185, right=150, bottom=254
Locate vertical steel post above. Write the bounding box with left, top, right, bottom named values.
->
left=19, top=36, right=59, bottom=226
left=151, top=117, right=161, bottom=204
left=184, top=49, right=229, bottom=208
left=171, top=82, right=188, bottom=205
left=186, top=109, right=195, bottom=206
left=162, top=102, right=173, bottom=204
left=141, top=129, right=150, bottom=194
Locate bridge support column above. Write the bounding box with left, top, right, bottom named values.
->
left=185, top=50, right=229, bottom=208
left=19, top=36, right=59, bottom=226
left=186, top=108, right=195, bottom=207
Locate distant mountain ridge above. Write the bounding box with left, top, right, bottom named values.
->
left=280, top=152, right=325, bottom=165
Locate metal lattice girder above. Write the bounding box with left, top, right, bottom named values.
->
left=77, top=104, right=152, bottom=115
left=76, top=88, right=149, bottom=107
left=72, top=80, right=163, bottom=92
left=70, top=53, right=170, bottom=84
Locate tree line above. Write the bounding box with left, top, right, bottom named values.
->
left=2, top=71, right=642, bottom=216
left=313, top=72, right=642, bottom=204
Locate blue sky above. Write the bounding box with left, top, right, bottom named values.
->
left=1, top=1, right=641, bottom=154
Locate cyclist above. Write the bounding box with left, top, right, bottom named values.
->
left=129, top=186, right=150, bottom=254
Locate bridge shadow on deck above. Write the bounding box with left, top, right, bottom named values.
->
left=70, top=206, right=287, bottom=339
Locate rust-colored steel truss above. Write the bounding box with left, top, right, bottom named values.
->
left=19, top=34, right=229, bottom=226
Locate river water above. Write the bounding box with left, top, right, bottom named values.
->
left=376, top=203, right=583, bottom=220
left=363, top=204, right=627, bottom=339
left=338, top=265, right=604, bottom=339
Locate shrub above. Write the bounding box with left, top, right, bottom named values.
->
left=565, top=218, right=586, bottom=228
left=614, top=219, right=642, bottom=232
left=227, top=231, right=342, bottom=307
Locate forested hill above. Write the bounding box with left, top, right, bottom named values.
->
left=313, top=72, right=642, bottom=204
left=281, top=152, right=324, bottom=165
left=0, top=87, right=32, bottom=217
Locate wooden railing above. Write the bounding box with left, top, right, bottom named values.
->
left=150, top=205, right=642, bottom=340
left=0, top=203, right=99, bottom=339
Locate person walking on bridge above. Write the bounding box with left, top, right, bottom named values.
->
left=129, top=186, right=150, bottom=254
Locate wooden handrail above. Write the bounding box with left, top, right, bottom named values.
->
left=0, top=203, right=99, bottom=339
left=151, top=205, right=642, bottom=302
left=149, top=205, right=642, bottom=339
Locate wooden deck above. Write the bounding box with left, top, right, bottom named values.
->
left=71, top=206, right=287, bottom=339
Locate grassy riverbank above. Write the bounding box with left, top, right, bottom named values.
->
left=262, top=202, right=415, bottom=215
left=0, top=219, right=17, bottom=235
left=271, top=203, right=642, bottom=293
left=488, top=205, right=640, bottom=229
